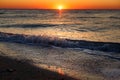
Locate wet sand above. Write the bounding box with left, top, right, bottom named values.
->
left=0, top=42, right=120, bottom=80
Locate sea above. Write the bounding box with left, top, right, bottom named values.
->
left=0, top=9, right=120, bottom=80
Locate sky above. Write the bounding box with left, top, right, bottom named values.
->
left=0, top=0, right=120, bottom=9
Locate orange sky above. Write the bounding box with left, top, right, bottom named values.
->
left=0, top=0, right=120, bottom=9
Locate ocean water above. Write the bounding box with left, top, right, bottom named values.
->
left=0, top=9, right=120, bottom=52
left=0, top=10, right=120, bottom=42
left=0, top=10, right=120, bottom=80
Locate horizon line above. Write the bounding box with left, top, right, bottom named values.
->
left=0, top=8, right=120, bottom=10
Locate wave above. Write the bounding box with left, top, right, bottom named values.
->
left=0, top=32, right=120, bottom=53
left=75, top=27, right=108, bottom=32
left=0, top=12, right=5, bottom=14
left=0, top=15, right=38, bottom=18
left=0, top=24, right=57, bottom=28
left=76, top=17, right=101, bottom=18
left=109, top=16, right=120, bottom=19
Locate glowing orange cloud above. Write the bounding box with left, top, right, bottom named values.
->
left=0, top=0, right=120, bottom=9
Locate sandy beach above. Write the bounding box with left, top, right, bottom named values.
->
left=0, top=41, right=120, bottom=80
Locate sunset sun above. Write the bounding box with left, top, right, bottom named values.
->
left=58, top=5, right=63, bottom=10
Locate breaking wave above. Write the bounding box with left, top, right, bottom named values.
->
left=0, top=32, right=120, bottom=53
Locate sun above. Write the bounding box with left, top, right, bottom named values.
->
left=58, top=5, right=63, bottom=10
